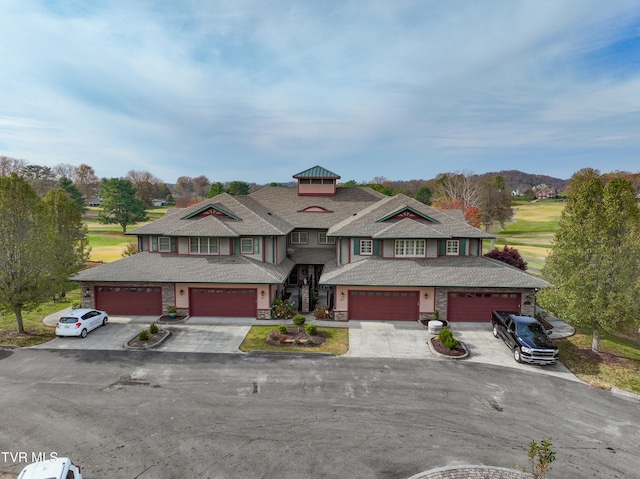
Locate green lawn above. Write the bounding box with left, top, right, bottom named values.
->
left=84, top=206, right=170, bottom=262
left=0, top=289, right=81, bottom=347
left=239, top=325, right=349, bottom=355
left=491, top=199, right=565, bottom=274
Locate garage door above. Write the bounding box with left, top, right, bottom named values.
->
left=95, top=286, right=162, bottom=315
left=349, top=290, right=419, bottom=321
left=190, top=288, right=257, bottom=317
left=447, top=292, right=521, bottom=322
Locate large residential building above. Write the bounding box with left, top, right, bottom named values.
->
left=73, top=166, right=548, bottom=322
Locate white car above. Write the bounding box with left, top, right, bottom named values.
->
left=55, top=308, right=108, bottom=338
left=18, top=457, right=83, bottom=479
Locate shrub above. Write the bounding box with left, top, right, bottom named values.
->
left=443, top=335, right=459, bottom=350
left=277, top=325, right=288, bottom=334
left=438, top=328, right=453, bottom=342
left=149, top=323, right=158, bottom=334
left=138, top=330, right=149, bottom=341
left=305, top=324, right=317, bottom=336
left=271, top=299, right=295, bottom=319
left=292, top=315, right=306, bottom=327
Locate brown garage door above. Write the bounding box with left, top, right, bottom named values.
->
left=95, top=286, right=162, bottom=315
left=190, top=288, right=257, bottom=317
left=447, top=292, right=521, bottom=322
left=349, top=290, right=419, bottom=321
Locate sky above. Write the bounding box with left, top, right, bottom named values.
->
left=1, top=1, right=639, bottom=185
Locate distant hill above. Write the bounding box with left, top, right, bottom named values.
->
left=478, top=170, right=570, bottom=192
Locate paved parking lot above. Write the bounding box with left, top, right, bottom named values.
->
left=35, top=309, right=579, bottom=380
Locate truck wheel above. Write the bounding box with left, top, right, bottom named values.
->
left=513, top=347, right=522, bottom=363
left=492, top=324, right=499, bottom=338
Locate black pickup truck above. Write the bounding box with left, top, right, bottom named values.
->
left=491, top=311, right=559, bottom=365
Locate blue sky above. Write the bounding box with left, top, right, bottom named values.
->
left=1, top=1, right=639, bottom=185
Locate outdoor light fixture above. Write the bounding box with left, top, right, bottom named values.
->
left=179, top=289, right=184, bottom=295
left=424, top=292, right=429, bottom=299
left=84, top=288, right=90, bottom=297
left=340, top=291, right=345, bottom=300
left=261, top=290, right=265, bottom=298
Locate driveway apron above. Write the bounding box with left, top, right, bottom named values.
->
left=345, top=320, right=432, bottom=359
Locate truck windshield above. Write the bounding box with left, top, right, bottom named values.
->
left=517, top=322, right=546, bottom=338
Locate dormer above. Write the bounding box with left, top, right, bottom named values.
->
left=293, top=165, right=340, bottom=196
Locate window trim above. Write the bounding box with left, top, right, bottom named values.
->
left=394, top=239, right=426, bottom=258
left=290, top=231, right=308, bottom=245
left=360, top=239, right=373, bottom=256
left=446, top=239, right=460, bottom=256
left=318, top=232, right=335, bottom=245
left=158, top=236, right=171, bottom=252
left=189, top=237, right=219, bottom=255
left=240, top=237, right=254, bottom=254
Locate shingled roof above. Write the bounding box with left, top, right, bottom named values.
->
left=73, top=252, right=295, bottom=284
left=319, top=255, right=550, bottom=288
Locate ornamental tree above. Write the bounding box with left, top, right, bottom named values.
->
left=485, top=246, right=527, bottom=271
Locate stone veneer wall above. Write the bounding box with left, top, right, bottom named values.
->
left=257, top=309, right=271, bottom=320
left=333, top=311, right=348, bottom=322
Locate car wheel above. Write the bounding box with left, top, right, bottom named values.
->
left=80, top=328, right=88, bottom=338
left=513, top=347, right=522, bottom=363
left=492, top=324, right=499, bottom=338
left=102, top=317, right=108, bottom=326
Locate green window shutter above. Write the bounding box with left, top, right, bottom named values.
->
left=233, top=238, right=240, bottom=254
left=353, top=238, right=360, bottom=255
left=439, top=240, right=446, bottom=256
left=373, top=239, right=380, bottom=256
left=254, top=238, right=259, bottom=254
left=460, top=239, right=466, bottom=255
left=171, top=237, right=177, bottom=252
left=151, top=236, right=157, bottom=251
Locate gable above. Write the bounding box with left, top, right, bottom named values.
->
left=376, top=206, right=439, bottom=224
left=181, top=204, right=241, bottom=221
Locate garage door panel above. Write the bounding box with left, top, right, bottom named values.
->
left=190, top=288, right=257, bottom=317
left=349, top=290, right=418, bottom=321
left=95, top=286, right=162, bottom=315
left=448, top=292, right=520, bottom=322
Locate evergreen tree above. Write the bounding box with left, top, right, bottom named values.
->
left=541, top=173, right=640, bottom=351
left=58, top=177, right=86, bottom=211
left=226, top=181, right=250, bottom=196
left=414, top=185, right=432, bottom=205
left=97, top=178, right=148, bottom=233
left=207, top=182, right=225, bottom=197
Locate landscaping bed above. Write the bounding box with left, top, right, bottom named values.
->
left=265, top=327, right=327, bottom=347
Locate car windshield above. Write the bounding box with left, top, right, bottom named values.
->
left=59, top=317, right=79, bottom=323
left=517, top=322, right=546, bottom=338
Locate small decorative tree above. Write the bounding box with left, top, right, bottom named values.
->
left=292, top=314, right=306, bottom=332
left=526, top=437, right=556, bottom=479
left=484, top=245, right=527, bottom=270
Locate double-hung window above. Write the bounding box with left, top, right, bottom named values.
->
left=291, top=231, right=308, bottom=244
left=158, top=237, right=171, bottom=252
left=318, top=232, right=335, bottom=245
left=241, top=238, right=254, bottom=254
left=446, top=239, right=460, bottom=255
left=395, top=239, right=426, bottom=257
left=360, top=239, right=373, bottom=255
left=190, top=237, right=219, bottom=255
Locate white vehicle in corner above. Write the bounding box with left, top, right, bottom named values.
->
left=55, top=308, right=108, bottom=338
left=18, top=457, right=83, bottom=479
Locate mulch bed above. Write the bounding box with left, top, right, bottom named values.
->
left=430, top=337, right=467, bottom=357
left=126, top=329, right=170, bottom=348
left=158, top=315, right=188, bottom=323
left=265, top=327, right=327, bottom=347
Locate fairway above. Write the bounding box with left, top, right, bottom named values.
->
left=492, top=199, right=564, bottom=274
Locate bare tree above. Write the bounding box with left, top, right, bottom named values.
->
left=174, top=176, right=195, bottom=202
left=53, top=163, right=77, bottom=180
left=193, top=175, right=211, bottom=199
left=0, top=156, right=27, bottom=176
left=126, top=170, right=159, bottom=206
left=74, top=164, right=100, bottom=201
left=434, top=171, right=481, bottom=208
